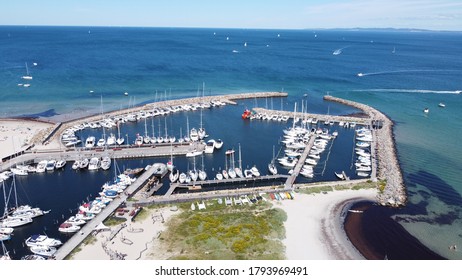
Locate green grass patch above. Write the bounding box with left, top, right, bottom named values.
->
left=298, top=185, right=333, bottom=194
left=104, top=216, right=127, bottom=227
left=160, top=201, right=287, bottom=260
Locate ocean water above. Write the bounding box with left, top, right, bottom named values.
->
left=1, top=26, right=462, bottom=259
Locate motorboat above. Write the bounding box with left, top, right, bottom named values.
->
left=438, top=103, right=446, bottom=108
left=0, top=227, right=14, bottom=235
left=25, top=235, right=62, bottom=247
left=65, top=216, right=87, bottom=226
left=96, top=137, right=106, bottom=147
left=423, top=108, right=429, bottom=114
left=244, top=169, right=253, bottom=178
left=214, top=139, right=224, bottom=149
left=186, top=150, right=203, bottom=157
left=135, top=135, right=144, bottom=146
left=179, top=172, right=187, bottom=184
left=29, top=245, right=57, bottom=257
left=85, top=136, right=96, bottom=148
left=88, top=157, right=101, bottom=171
left=190, top=128, right=199, bottom=141
left=1, top=216, right=33, bottom=228
left=79, top=158, right=89, bottom=169
left=58, top=223, right=80, bottom=233
left=100, top=156, right=111, bottom=170
left=106, top=133, right=116, bottom=145
left=45, top=160, right=56, bottom=171
left=36, top=160, right=48, bottom=173
left=55, top=159, right=66, bottom=169
left=205, top=140, right=215, bottom=154
left=10, top=167, right=28, bottom=176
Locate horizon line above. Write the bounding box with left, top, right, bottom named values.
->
left=1, top=24, right=461, bottom=33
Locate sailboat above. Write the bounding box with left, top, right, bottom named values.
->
left=234, top=143, right=244, bottom=178
left=143, top=118, right=151, bottom=144
left=268, top=145, right=278, bottom=175
left=166, top=143, right=174, bottom=172
left=228, top=152, right=237, bottom=179
left=0, top=241, right=10, bottom=260
left=22, top=62, right=33, bottom=80
left=198, top=83, right=207, bottom=140
left=198, top=154, right=207, bottom=181
left=1, top=178, right=33, bottom=228
left=116, top=122, right=124, bottom=145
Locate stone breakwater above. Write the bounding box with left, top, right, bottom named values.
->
left=323, top=95, right=406, bottom=207
left=50, top=91, right=288, bottom=143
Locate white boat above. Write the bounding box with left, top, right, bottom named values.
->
left=21, top=62, right=33, bottom=80
left=29, top=245, right=57, bottom=257
left=116, top=122, right=125, bottom=145
left=169, top=169, right=179, bottom=183
left=88, top=157, right=100, bottom=171
left=438, top=103, right=446, bottom=108
left=96, top=137, right=106, bottom=147
left=85, top=136, right=96, bottom=148
left=58, top=222, right=80, bottom=233
left=186, top=150, right=203, bottom=157
left=250, top=166, right=260, bottom=177
left=25, top=235, right=62, bottom=247
left=179, top=172, right=187, bottom=184
left=45, top=160, right=56, bottom=171
left=10, top=167, right=28, bottom=176
left=0, top=233, right=11, bottom=242
left=55, top=159, right=66, bottom=169
left=106, top=133, right=116, bottom=146
left=205, top=140, right=215, bottom=154
left=100, top=156, right=111, bottom=171
left=1, top=216, right=33, bottom=228
left=423, top=108, right=429, bottom=114
left=0, top=227, right=14, bottom=235
left=79, top=158, right=89, bottom=169
left=36, top=160, right=47, bottom=173
left=215, top=172, right=223, bottom=180
left=244, top=169, right=253, bottom=178
left=335, top=171, right=348, bottom=180
left=268, top=163, right=277, bottom=175
left=357, top=171, right=370, bottom=177
left=190, top=128, right=199, bottom=142
left=222, top=169, right=229, bottom=179
left=11, top=205, right=45, bottom=218
left=65, top=216, right=86, bottom=226
left=1, top=241, right=10, bottom=260
left=134, top=135, right=143, bottom=146
left=214, top=139, right=223, bottom=149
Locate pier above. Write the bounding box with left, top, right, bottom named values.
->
left=252, top=107, right=369, bottom=125
left=323, top=95, right=405, bottom=207
left=53, top=161, right=165, bottom=260
left=284, top=136, right=316, bottom=189
left=167, top=174, right=289, bottom=196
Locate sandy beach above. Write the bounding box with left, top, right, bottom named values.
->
left=0, top=119, right=55, bottom=161
left=71, top=206, right=180, bottom=260
left=71, top=188, right=376, bottom=260
left=274, top=188, right=376, bottom=260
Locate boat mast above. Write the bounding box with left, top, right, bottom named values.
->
left=292, top=102, right=297, bottom=129
left=238, top=143, right=242, bottom=170
left=2, top=181, right=8, bottom=218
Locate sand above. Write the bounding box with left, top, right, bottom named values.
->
left=0, top=119, right=55, bottom=160
left=71, top=188, right=376, bottom=260
left=71, top=206, right=180, bottom=260
left=273, top=188, right=377, bottom=260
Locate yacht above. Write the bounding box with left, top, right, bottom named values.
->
left=58, top=222, right=80, bottom=233
left=36, top=160, right=47, bottom=173
left=85, top=136, right=96, bottom=148
left=186, top=150, right=203, bottom=157
left=88, top=157, right=101, bottom=171
left=25, top=235, right=62, bottom=247
left=29, top=245, right=57, bottom=257
left=79, top=158, right=89, bottom=169
left=106, top=133, right=116, bottom=145
left=190, top=128, right=199, bottom=141
left=1, top=216, right=33, bottom=228
left=205, top=140, right=215, bottom=154
left=100, top=156, right=111, bottom=170
left=45, top=160, right=56, bottom=171
left=96, top=137, right=106, bottom=147
left=268, top=162, right=277, bottom=175
left=55, top=159, right=66, bottom=169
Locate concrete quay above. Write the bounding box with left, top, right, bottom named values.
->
left=323, top=95, right=406, bottom=207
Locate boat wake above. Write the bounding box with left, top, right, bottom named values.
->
left=353, top=89, right=461, bottom=95
left=356, top=69, right=459, bottom=77
left=333, top=45, right=350, bottom=55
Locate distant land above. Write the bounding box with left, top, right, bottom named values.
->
left=311, top=27, right=462, bottom=33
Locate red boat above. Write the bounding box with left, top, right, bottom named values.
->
left=242, top=109, right=251, bottom=119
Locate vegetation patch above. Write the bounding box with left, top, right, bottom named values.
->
left=104, top=216, right=127, bottom=227
left=159, top=201, right=287, bottom=260
left=298, top=185, right=333, bottom=194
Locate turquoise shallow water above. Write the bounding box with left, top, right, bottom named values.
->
left=1, top=26, right=462, bottom=259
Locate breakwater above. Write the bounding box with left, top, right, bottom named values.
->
left=323, top=95, right=406, bottom=207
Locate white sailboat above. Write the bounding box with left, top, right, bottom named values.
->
left=0, top=241, right=10, bottom=260
left=198, top=154, right=207, bottom=181
left=116, top=122, right=125, bottom=145
left=234, top=143, right=244, bottom=178
left=268, top=145, right=278, bottom=175
left=21, top=62, right=33, bottom=80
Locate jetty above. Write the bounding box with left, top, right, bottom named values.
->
left=323, top=95, right=405, bottom=207
left=53, top=162, right=166, bottom=260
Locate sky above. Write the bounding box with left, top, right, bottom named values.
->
left=1, top=0, right=461, bottom=31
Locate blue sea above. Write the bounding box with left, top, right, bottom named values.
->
left=1, top=26, right=461, bottom=259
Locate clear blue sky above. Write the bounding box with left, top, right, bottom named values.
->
left=1, top=0, right=461, bottom=31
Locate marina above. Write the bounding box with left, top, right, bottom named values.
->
left=0, top=90, right=406, bottom=259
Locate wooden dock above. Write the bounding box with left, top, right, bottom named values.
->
left=284, top=136, right=316, bottom=189
left=53, top=162, right=166, bottom=260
